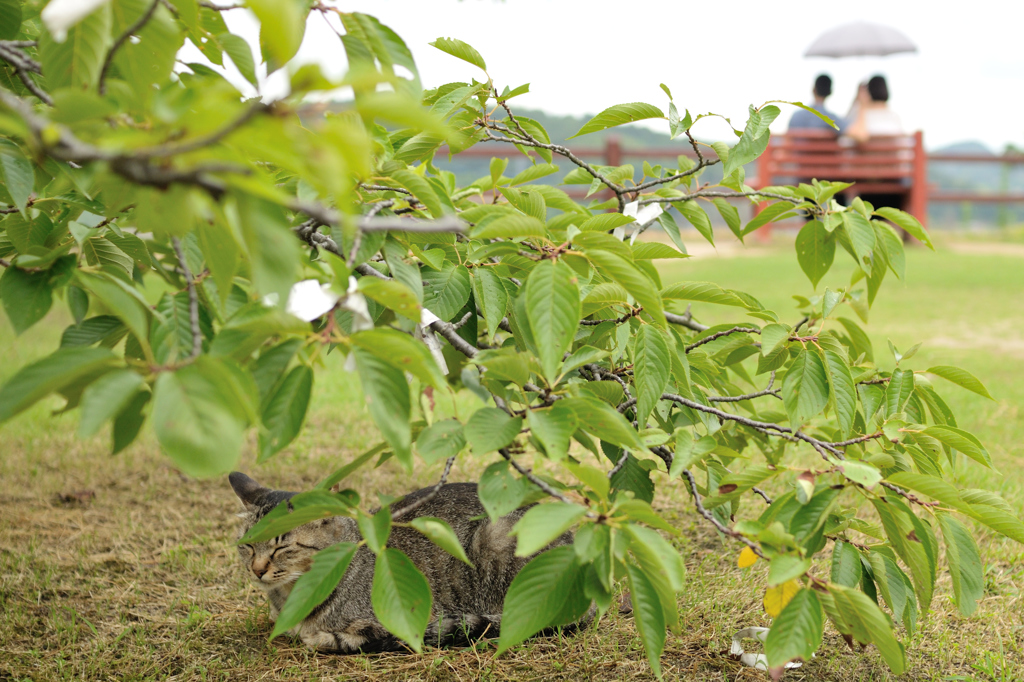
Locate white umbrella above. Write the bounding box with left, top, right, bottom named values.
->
left=805, top=22, right=917, bottom=58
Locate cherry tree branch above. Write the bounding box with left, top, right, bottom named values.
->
left=390, top=455, right=456, bottom=520
left=99, top=0, right=162, bottom=95
left=684, top=326, right=760, bottom=352
left=682, top=469, right=766, bottom=559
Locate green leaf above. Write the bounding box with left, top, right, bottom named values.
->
left=414, top=419, right=465, bottom=465
left=0, top=347, right=118, bottom=424
left=527, top=402, right=578, bottom=462
left=937, top=514, right=983, bottom=617
left=421, top=263, right=472, bottom=321
left=358, top=508, right=392, bottom=554
left=247, top=0, right=304, bottom=69
left=569, top=102, right=665, bottom=139
left=577, top=213, right=634, bottom=234
left=626, top=563, right=666, bottom=678
left=829, top=584, right=906, bottom=674
left=151, top=362, right=248, bottom=478
left=765, top=589, right=823, bottom=672
left=759, top=323, right=791, bottom=357
left=631, top=242, right=687, bottom=260
left=511, top=503, right=587, bottom=557
left=218, top=32, right=257, bottom=87
left=830, top=540, right=862, bottom=587
left=767, top=555, right=812, bottom=586
left=241, top=490, right=354, bottom=543
left=675, top=201, right=714, bottom=246
left=478, top=460, right=530, bottom=522
left=371, top=548, right=432, bottom=652
left=39, top=2, right=111, bottom=90
left=563, top=397, right=646, bottom=452
left=464, top=407, right=523, bottom=455
left=0, top=0, right=21, bottom=39
left=497, top=545, right=582, bottom=654
left=884, top=368, right=914, bottom=418
left=795, top=220, right=835, bottom=289
left=720, top=106, right=777, bottom=178
left=782, top=349, right=829, bottom=426
left=78, top=369, right=144, bottom=438
left=354, top=348, right=412, bottom=470
left=838, top=460, right=882, bottom=489
left=609, top=452, right=655, bottom=503
left=625, top=524, right=686, bottom=592
left=258, top=365, right=312, bottom=462
left=922, top=425, right=993, bottom=468
left=743, top=202, right=797, bottom=237
left=112, top=389, right=149, bottom=454
left=389, top=169, right=444, bottom=218
left=712, top=198, right=742, bottom=240
left=874, top=207, right=933, bottom=249
left=872, top=498, right=934, bottom=611
left=351, top=328, right=446, bottom=390
left=660, top=281, right=755, bottom=309
left=632, top=325, right=672, bottom=427
left=837, top=317, right=873, bottom=362
left=472, top=213, right=546, bottom=240
left=841, top=211, right=876, bottom=275
left=271, top=542, right=358, bottom=639
left=926, top=366, right=994, bottom=401
left=1, top=266, right=52, bottom=335
left=409, top=517, right=472, bottom=565
left=581, top=247, right=671, bottom=323
left=358, top=277, right=421, bottom=322
left=0, top=139, right=33, bottom=216
left=524, top=259, right=581, bottom=384
left=75, top=272, right=153, bottom=359
left=471, top=268, right=509, bottom=343
left=821, top=349, right=855, bottom=438
left=429, top=37, right=487, bottom=72
left=509, top=163, right=558, bottom=186
left=316, top=443, right=387, bottom=490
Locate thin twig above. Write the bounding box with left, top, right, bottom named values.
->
left=665, top=309, right=708, bottom=332
left=685, top=326, right=761, bottom=352
left=171, top=237, right=202, bottom=360
left=638, top=189, right=803, bottom=207
left=391, top=455, right=456, bottom=519
left=499, top=448, right=588, bottom=511
left=98, top=0, right=162, bottom=95
left=579, top=307, right=641, bottom=326
left=682, top=469, right=766, bottom=559
left=132, top=101, right=268, bottom=158
left=608, top=451, right=630, bottom=479
left=708, top=371, right=781, bottom=402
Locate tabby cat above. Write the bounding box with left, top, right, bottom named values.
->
left=229, top=472, right=593, bottom=653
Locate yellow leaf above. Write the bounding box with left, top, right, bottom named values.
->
left=737, top=546, right=759, bottom=568
left=764, top=579, right=800, bottom=618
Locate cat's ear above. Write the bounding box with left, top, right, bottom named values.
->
left=229, top=472, right=265, bottom=509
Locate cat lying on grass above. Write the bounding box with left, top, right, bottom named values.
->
left=229, top=472, right=593, bottom=653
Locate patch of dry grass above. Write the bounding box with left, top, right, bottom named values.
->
left=2, top=245, right=1024, bottom=681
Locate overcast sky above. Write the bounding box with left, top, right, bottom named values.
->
left=195, top=0, right=1024, bottom=151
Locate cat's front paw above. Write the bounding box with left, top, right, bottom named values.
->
left=300, top=628, right=365, bottom=653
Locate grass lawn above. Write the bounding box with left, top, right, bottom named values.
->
left=1, top=235, right=1022, bottom=681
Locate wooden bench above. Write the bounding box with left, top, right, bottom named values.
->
left=754, top=129, right=928, bottom=229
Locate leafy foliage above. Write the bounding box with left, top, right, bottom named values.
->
left=0, top=2, right=1018, bottom=678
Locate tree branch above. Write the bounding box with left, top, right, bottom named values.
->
left=171, top=237, right=202, bottom=360
left=708, top=371, right=781, bottom=402
left=682, top=469, right=765, bottom=559
left=685, top=326, right=760, bottom=353
left=0, top=41, right=52, bottom=105
left=132, top=101, right=268, bottom=158
left=665, top=308, right=708, bottom=332
left=499, top=448, right=586, bottom=510
left=391, top=455, right=456, bottom=520
left=98, top=0, right=162, bottom=95
left=638, top=189, right=803, bottom=206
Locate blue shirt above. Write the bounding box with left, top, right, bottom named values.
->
left=788, top=103, right=842, bottom=131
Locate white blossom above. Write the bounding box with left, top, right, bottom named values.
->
left=41, top=0, right=111, bottom=43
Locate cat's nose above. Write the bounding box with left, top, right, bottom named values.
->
left=253, top=562, right=269, bottom=579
